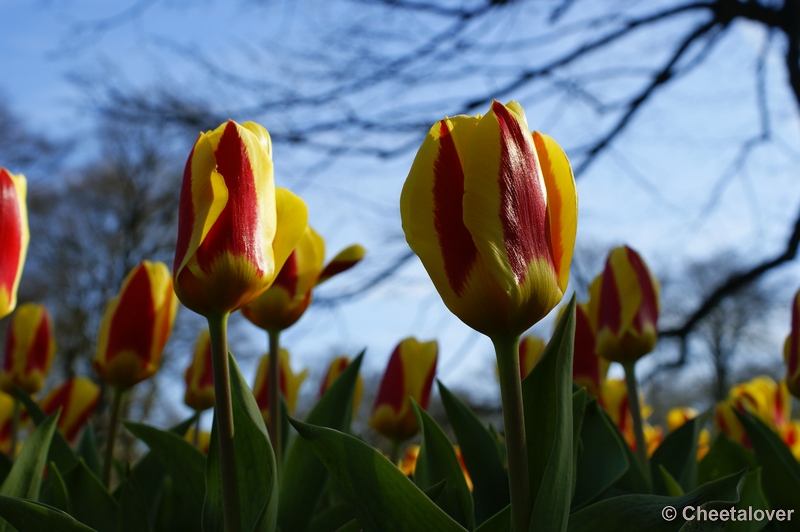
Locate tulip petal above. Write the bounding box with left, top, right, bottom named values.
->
left=0, top=169, right=28, bottom=318
left=1, top=303, right=55, bottom=395
left=316, top=244, right=365, bottom=285
left=270, top=187, right=309, bottom=283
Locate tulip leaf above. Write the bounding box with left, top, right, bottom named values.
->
left=658, top=466, right=685, bottom=497
left=523, top=294, right=576, bottom=532
left=290, top=419, right=467, bottom=532
left=604, top=415, right=651, bottom=496
left=438, top=381, right=509, bottom=525
left=566, top=470, right=744, bottom=532
left=76, top=423, right=102, bottom=479
left=12, top=388, right=78, bottom=475
left=0, top=454, right=11, bottom=487
left=697, top=433, right=755, bottom=485
left=711, top=469, right=767, bottom=532
left=335, top=521, right=361, bottom=532
left=279, top=351, right=363, bottom=532
left=0, top=495, right=96, bottom=532
left=733, top=409, right=800, bottom=512
left=473, top=506, right=510, bottom=532
left=412, top=399, right=475, bottom=530
left=124, top=422, right=205, bottom=532
left=571, top=396, right=629, bottom=509
left=307, top=502, right=357, bottom=532
left=203, top=353, right=278, bottom=532
left=60, top=458, right=119, bottom=532
left=0, top=410, right=58, bottom=506
left=117, top=479, right=151, bottom=532
left=650, top=413, right=708, bottom=496
left=570, top=387, right=588, bottom=499
left=49, top=461, right=71, bottom=515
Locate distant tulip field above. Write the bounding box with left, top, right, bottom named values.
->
left=0, top=101, right=799, bottom=532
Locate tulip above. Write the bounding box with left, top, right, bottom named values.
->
left=184, top=329, right=215, bottom=412
left=173, top=120, right=308, bottom=317
left=93, top=260, right=177, bottom=487
left=318, top=356, right=364, bottom=414
left=400, top=101, right=576, bottom=531
left=243, top=226, right=365, bottom=332
left=561, top=301, right=608, bottom=397
left=600, top=378, right=663, bottom=457
left=1, top=302, right=56, bottom=395
left=397, top=444, right=473, bottom=492
left=665, top=407, right=710, bottom=460
left=779, top=421, right=800, bottom=460
left=0, top=391, right=18, bottom=454
left=369, top=337, right=437, bottom=445
left=252, top=348, right=308, bottom=425
left=93, top=261, right=177, bottom=390
left=784, top=289, right=800, bottom=398
left=0, top=168, right=29, bottom=319
left=40, top=377, right=100, bottom=443
left=715, top=376, right=791, bottom=449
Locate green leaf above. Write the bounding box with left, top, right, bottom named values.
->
left=279, top=352, right=363, bottom=532
left=49, top=461, right=71, bottom=514
left=650, top=413, right=707, bottom=495
left=203, top=353, right=278, bottom=532
left=0, top=454, right=11, bottom=487
left=290, top=419, right=467, bottom=532
left=567, top=470, right=744, bottom=532
left=60, top=458, right=119, bottom=532
left=13, top=388, right=78, bottom=474
left=473, top=506, right=510, bottom=532
left=438, top=381, right=509, bottom=526
left=117, top=479, right=152, bottom=532
left=522, top=294, right=576, bottom=532
left=697, top=433, right=755, bottom=485
left=307, top=503, right=357, bottom=532
left=335, top=521, right=361, bottom=532
left=124, top=422, right=205, bottom=532
left=733, top=409, right=800, bottom=513
left=412, top=400, right=474, bottom=530
left=719, top=469, right=768, bottom=532
left=0, top=411, right=58, bottom=503
left=572, top=397, right=629, bottom=509
left=571, top=388, right=588, bottom=499
left=604, top=413, right=651, bottom=495
left=0, top=495, right=96, bottom=532
left=76, top=424, right=102, bottom=479
left=658, top=466, right=685, bottom=497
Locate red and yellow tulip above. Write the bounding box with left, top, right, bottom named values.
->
left=0, top=168, right=29, bottom=319
left=715, top=376, right=791, bottom=449
left=184, top=329, right=215, bottom=411
left=400, top=101, right=577, bottom=338
left=93, top=261, right=178, bottom=390
left=784, top=289, right=800, bottom=398
left=572, top=302, right=607, bottom=397
left=589, top=246, right=660, bottom=364
left=397, top=444, right=473, bottom=491
left=0, top=392, right=18, bottom=453
left=369, top=337, right=438, bottom=442
left=1, top=302, right=56, bottom=395
left=253, top=348, right=308, bottom=424
left=319, top=356, right=363, bottom=413
left=40, top=377, right=101, bottom=443
left=666, top=406, right=710, bottom=460
left=242, top=226, right=364, bottom=331
left=173, top=120, right=308, bottom=316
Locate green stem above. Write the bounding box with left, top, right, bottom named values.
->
left=8, top=398, right=20, bottom=460
left=389, top=439, right=401, bottom=465
left=623, top=361, right=651, bottom=486
left=493, top=334, right=530, bottom=532
left=268, top=329, right=282, bottom=481
left=103, top=386, right=125, bottom=488
left=193, top=410, right=201, bottom=448
left=208, top=312, right=241, bottom=532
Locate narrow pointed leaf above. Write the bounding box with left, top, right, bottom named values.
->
left=0, top=495, right=95, bottom=532
left=49, top=462, right=70, bottom=514
left=76, top=424, right=102, bottom=479
left=290, top=419, right=467, bottom=532
left=697, top=433, right=755, bottom=485
left=474, top=506, right=510, bottom=532
left=279, top=352, right=363, bottom=532
left=650, top=413, right=707, bottom=495
left=117, top=479, right=152, bottom=532
left=439, top=381, right=508, bottom=525
left=0, top=411, right=58, bottom=503
left=13, top=388, right=78, bottom=474
left=523, top=295, right=576, bottom=532
left=60, top=458, right=118, bottom=532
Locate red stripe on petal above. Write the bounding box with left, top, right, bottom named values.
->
left=627, top=247, right=658, bottom=333
left=432, top=120, right=478, bottom=296
left=64, top=392, right=99, bottom=442
left=273, top=251, right=299, bottom=297
left=25, top=311, right=52, bottom=372
left=598, top=262, right=622, bottom=335
left=319, top=259, right=358, bottom=281
left=106, top=267, right=155, bottom=365
left=0, top=169, right=23, bottom=297
left=372, top=345, right=405, bottom=414
left=42, top=379, right=74, bottom=417
left=195, top=122, right=265, bottom=276
left=493, top=102, right=553, bottom=283
left=174, top=143, right=197, bottom=273
left=573, top=306, right=599, bottom=390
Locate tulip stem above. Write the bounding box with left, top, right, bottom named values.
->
left=389, top=439, right=401, bottom=465
left=623, top=361, right=651, bottom=487
left=208, top=312, right=241, bottom=532
left=8, top=398, right=20, bottom=460
left=493, top=334, right=530, bottom=532
left=103, top=386, right=125, bottom=488
left=268, top=329, right=282, bottom=481
left=193, top=411, right=201, bottom=448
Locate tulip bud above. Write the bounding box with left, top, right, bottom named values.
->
left=1, top=302, right=56, bottom=395
left=0, top=168, right=29, bottom=319
left=784, top=289, right=800, bottom=398
left=572, top=302, right=608, bottom=397
left=93, top=261, right=178, bottom=389
left=319, top=356, right=364, bottom=413
left=242, top=226, right=364, bottom=332
left=400, top=101, right=577, bottom=338
left=369, top=337, right=437, bottom=442
left=184, top=329, right=214, bottom=411
left=665, top=407, right=698, bottom=433
left=589, top=246, right=660, bottom=364
left=253, top=348, right=308, bottom=425
left=397, top=444, right=473, bottom=491
left=40, top=377, right=100, bottom=443
left=173, top=120, right=308, bottom=317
